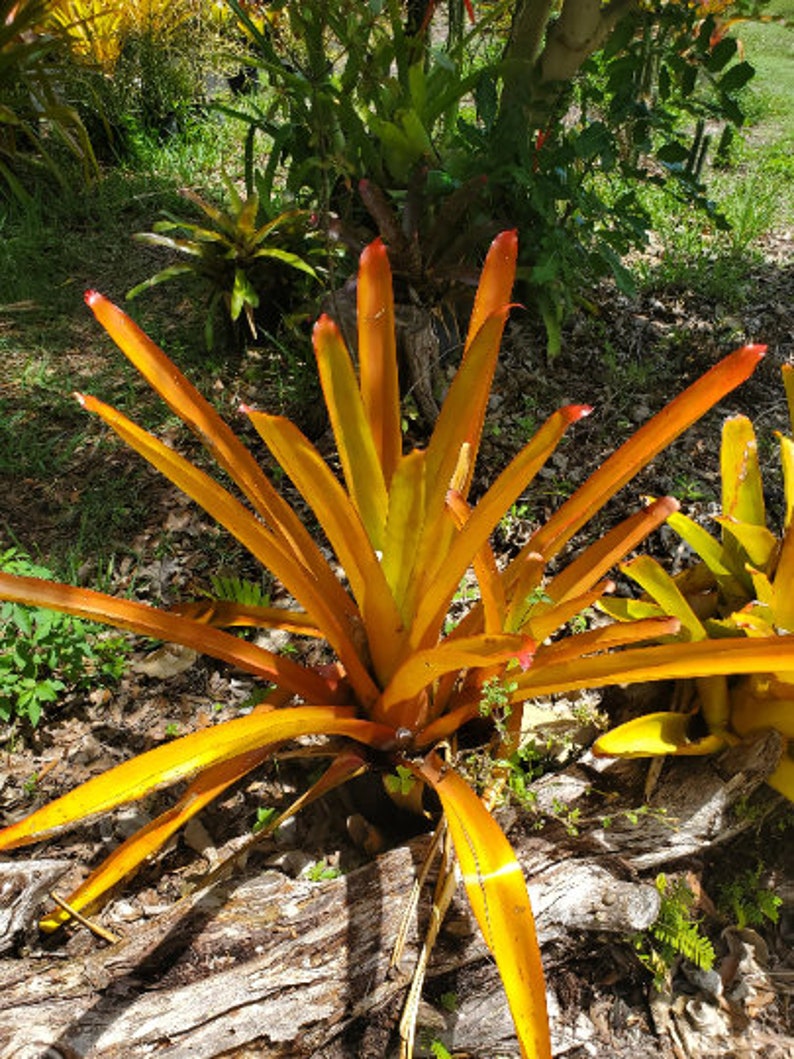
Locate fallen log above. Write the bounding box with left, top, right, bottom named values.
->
left=0, top=731, right=781, bottom=1058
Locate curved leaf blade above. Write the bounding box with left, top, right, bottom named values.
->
left=0, top=707, right=392, bottom=850
left=414, top=752, right=550, bottom=1059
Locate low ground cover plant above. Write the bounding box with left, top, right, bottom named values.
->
left=0, top=548, right=127, bottom=727
left=2, top=234, right=794, bottom=1056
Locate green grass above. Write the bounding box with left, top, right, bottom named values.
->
left=738, top=0, right=794, bottom=137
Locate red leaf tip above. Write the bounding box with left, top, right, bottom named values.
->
left=84, top=290, right=101, bottom=307
left=564, top=403, right=593, bottom=422
left=517, top=638, right=536, bottom=671
left=73, top=392, right=87, bottom=408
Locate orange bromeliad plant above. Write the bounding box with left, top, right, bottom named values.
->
left=2, top=232, right=794, bottom=1056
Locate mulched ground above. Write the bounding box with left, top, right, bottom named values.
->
left=1, top=228, right=793, bottom=1056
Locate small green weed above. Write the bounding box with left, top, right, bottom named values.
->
left=305, top=859, right=342, bottom=882
left=0, top=548, right=128, bottom=727
left=252, top=806, right=279, bottom=835
left=716, top=865, right=782, bottom=930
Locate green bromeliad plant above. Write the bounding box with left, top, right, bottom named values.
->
left=594, top=365, right=794, bottom=802
left=128, top=179, right=319, bottom=350
left=3, top=233, right=794, bottom=1056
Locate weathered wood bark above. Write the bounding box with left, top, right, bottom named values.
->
left=0, top=732, right=781, bottom=1058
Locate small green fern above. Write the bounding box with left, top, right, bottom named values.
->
left=207, top=573, right=270, bottom=608
left=634, top=873, right=715, bottom=985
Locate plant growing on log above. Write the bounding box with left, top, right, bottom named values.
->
left=594, top=365, right=794, bottom=802
left=1, top=233, right=792, bottom=1057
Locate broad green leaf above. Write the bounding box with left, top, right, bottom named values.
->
left=0, top=571, right=333, bottom=704
left=0, top=706, right=392, bottom=850
left=593, top=712, right=726, bottom=758
left=413, top=753, right=550, bottom=1059
left=358, top=238, right=401, bottom=487
left=514, top=345, right=766, bottom=568
left=313, top=315, right=388, bottom=549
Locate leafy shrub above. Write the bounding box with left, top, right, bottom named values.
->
left=49, top=0, right=225, bottom=155
left=0, top=0, right=97, bottom=197
left=0, top=234, right=790, bottom=1055
left=0, top=548, right=127, bottom=727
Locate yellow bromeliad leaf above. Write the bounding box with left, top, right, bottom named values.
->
left=717, top=516, right=779, bottom=574
left=730, top=678, right=794, bottom=739
left=244, top=408, right=404, bottom=685
left=313, top=314, right=388, bottom=549
left=414, top=753, right=550, bottom=1059
left=463, top=229, right=518, bottom=359
left=424, top=308, right=512, bottom=507
left=774, top=522, right=794, bottom=633
left=381, top=449, right=427, bottom=624
left=768, top=749, right=794, bottom=801
left=721, top=415, right=765, bottom=526
left=38, top=743, right=276, bottom=932
left=544, top=497, right=679, bottom=607
left=0, top=706, right=393, bottom=850
left=531, top=617, right=681, bottom=668
left=357, top=238, right=401, bottom=488
left=512, top=344, right=767, bottom=571
left=76, top=393, right=376, bottom=703
left=85, top=292, right=333, bottom=589
left=168, top=599, right=322, bottom=636
left=592, top=712, right=726, bottom=758
left=511, top=636, right=794, bottom=700
left=783, top=364, right=794, bottom=433
left=619, top=555, right=707, bottom=642
left=412, top=405, right=590, bottom=651
left=780, top=432, right=794, bottom=530
left=445, top=490, right=506, bottom=634
left=0, top=571, right=333, bottom=703
left=379, top=633, right=533, bottom=731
